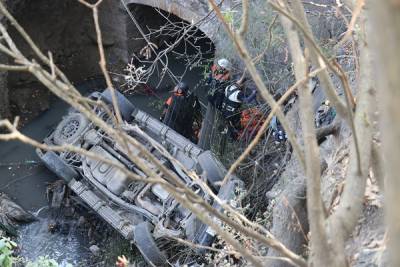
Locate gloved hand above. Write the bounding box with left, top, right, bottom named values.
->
left=243, top=88, right=258, bottom=104
left=205, top=73, right=212, bottom=85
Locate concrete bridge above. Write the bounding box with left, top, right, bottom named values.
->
left=124, top=0, right=233, bottom=41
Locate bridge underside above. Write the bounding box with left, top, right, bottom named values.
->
left=124, top=0, right=231, bottom=42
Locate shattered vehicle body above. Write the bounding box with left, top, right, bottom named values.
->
left=36, top=89, right=243, bottom=265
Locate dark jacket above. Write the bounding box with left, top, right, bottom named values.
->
left=161, top=93, right=200, bottom=139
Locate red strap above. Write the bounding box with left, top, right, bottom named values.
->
left=165, top=96, right=172, bottom=106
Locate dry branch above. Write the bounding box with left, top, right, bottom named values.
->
left=278, top=1, right=331, bottom=265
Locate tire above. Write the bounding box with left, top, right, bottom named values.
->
left=197, top=150, right=225, bottom=190
left=134, top=222, right=167, bottom=266
left=40, top=151, right=78, bottom=182
left=53, top=113, right=89, bottom=145
left=101, top=89, right=136, bottom=121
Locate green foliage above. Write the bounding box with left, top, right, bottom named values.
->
left=200, top=59, right=214, bottom=79
left=221, top=10, right=237, bottom=25
left=26, top=256, right=59, bottom=267
left=149, top=98, right=164, bottom=111
left=0, top=237, right=69, bottom=267
left=0, top=237, right=17, bottom=267
left=26, top=256, right=72, bottom=267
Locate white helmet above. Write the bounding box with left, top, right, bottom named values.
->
left=217, top=58, right=232, bottom=71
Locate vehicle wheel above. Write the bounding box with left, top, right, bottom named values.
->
left=197, top=150, right=225, bottom=190
left=40, top=151, right=78, bottom=182
left=101, top=89, right=136, bottom=121
left=134, top=222, right=167, bottom=266
left=53, top=113, right=89, bottom=145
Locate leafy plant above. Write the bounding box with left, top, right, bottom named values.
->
left=26, top=256, right=72, bottom=267
left=0, top=237, right=17, bottom=267
left=221, top=10, right=237, bottom=25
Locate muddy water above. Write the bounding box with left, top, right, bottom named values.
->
left=0, top=43, right=212, bottom=265
left=0, top=84, right=101, bottom=266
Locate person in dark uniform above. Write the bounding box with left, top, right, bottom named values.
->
left=220, top=77, right=257, bottom=139
left=160, top=82, right=201, bottom=141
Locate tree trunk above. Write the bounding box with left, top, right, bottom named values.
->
left=368, top=2, right=400, bottom=266
left=266, top=178, right=308, bottom=267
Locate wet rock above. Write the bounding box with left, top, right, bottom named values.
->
left=0, top=193, right=36, bottom=236
left=0, top=193, right=36, bottom=223
left=0, top=219, right=17, bottom=237
left=89, top=244, right=101, bottom=256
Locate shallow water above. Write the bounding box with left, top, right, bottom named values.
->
left=18, top=210, right=91, bottom=266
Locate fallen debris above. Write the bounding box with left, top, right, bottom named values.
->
left=46, top=180, right=66, bottom=209
left=89, top=244, right=101, bottom=256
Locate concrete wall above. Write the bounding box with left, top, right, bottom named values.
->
left=2, top=0, right=128, bottom=121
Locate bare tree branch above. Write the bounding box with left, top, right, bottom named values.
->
left=278, top=1, right=331, bottom=265
left=327, top=6, right=374, bottom=265
left=238, top=0, right=249, bottom=36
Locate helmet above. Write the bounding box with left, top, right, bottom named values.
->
left=176, top=82, right=189, bottom=93
left=217, top=58, right=232, bottom=71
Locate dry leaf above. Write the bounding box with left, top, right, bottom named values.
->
left=364, top=177, right=381, bottom=208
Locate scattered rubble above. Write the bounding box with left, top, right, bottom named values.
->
left=0, top=193, right=34, bottom=238
left=89, top=244, right=101, bottom=256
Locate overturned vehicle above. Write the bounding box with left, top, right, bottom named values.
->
left=36, top=89, right=242, bottom=265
